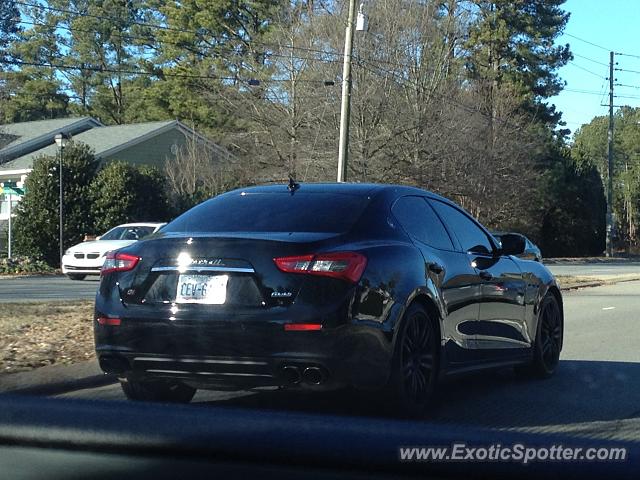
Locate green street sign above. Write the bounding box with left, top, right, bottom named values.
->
left=1, top=182, right=24, bottom=196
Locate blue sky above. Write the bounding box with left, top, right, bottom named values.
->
left=550, top=0, right=640, bottom=134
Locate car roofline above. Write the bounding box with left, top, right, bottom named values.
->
left=109, top=223, right=166, bottom=228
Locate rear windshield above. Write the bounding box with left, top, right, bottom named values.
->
left=101, top=226, right=155, bottom=240
left=163, top=192, right=370, bottom=233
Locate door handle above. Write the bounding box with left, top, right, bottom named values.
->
left=428, top=263, right=444, bottom=274
left=479, top=270, right=493, bottom=281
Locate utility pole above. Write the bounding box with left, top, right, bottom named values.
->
left=606, top=51, right=614, bottom=257
left=337, top=0, right=357, bottom=183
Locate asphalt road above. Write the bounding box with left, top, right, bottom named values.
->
left=58, top=280, right=640, bottom=442
left=0, top=275, right=98, bottom=303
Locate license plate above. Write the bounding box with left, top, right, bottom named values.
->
left=175, top=274, right=228, bottom=304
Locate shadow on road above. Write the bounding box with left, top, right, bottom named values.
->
left=195, top=360, right=640, bottom=430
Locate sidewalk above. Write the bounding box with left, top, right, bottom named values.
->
left=0, top=359, right=115, bottom=396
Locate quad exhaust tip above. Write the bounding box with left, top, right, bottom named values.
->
left=99, top=355, right=130, bottom=375
left=282, top=365, right=301, bottom=384
left=282, top=365, right=328, bottom=385
left=302, top=366, right=326, bottom=385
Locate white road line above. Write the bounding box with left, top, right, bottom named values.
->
left=602, top=307, right=616, bottom=311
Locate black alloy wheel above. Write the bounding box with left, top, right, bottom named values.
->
left=388, top=303, right=438, bottom=417
left=538, top=295, right=562, bottom=374
left=516, top=294, right=562, bottom=378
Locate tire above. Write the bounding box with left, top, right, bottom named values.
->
left=516, top=294, right=563, bottom=379
left=386, top=303, right=439, bottom=417
left=67, top=274, right=86, bottom=281
left=120, top=378, right=197, bottom=403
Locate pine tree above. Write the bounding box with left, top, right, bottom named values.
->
left=0, top=0, right=20, bottom=62
left=2, top=2, right=69, bottom=122
left=464, top=0, right=572, bottom=127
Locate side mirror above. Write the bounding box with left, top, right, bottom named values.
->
left=499, top=234, right=526, bottom=256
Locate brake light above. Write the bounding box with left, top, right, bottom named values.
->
left=101, top=252, right=140, bottom=275
left=97, top=316, right=121, bottom=326
left=284, top=323, right=323, bottom=331
left=274, top=252, right=367, bottom=283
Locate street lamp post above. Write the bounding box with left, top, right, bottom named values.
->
left=54, top=133, right=69, bottom=268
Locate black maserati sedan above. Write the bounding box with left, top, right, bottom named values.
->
left=95, top=183, right=563, bottom=415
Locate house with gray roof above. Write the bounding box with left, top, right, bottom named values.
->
left=0, top=117, right=234, bottom=225
left=0, top=117, right=103, bottom=164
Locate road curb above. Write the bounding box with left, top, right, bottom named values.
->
left=559, top=276, right=640, bottom=291
left=0, top=273, right=61, bottom=280
left=0, top=360, right=116, bottom=396
left=4, top=373, right=117, bottom=396
left=559, top=281, right=604, bottom=291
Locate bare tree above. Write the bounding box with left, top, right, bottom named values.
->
left=164, top=132, right=247, bottom=208
left=185, top=0, right=555, bottom=238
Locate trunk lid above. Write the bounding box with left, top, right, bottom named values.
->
left=115, top=232, right=343, bottom=309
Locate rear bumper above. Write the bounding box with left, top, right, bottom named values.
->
left=95, top=320, right=392, bottom=391
left=98, top=353, right=343, bottom=391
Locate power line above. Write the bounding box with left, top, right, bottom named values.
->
left=12, top=16, right=460, bottom=78
left=565, top=32, right=640, bottom=61
left=567, top=61, right=607, bottom=79
left=14, top=1, right=343, bottom=59
left=0, top=58, right=234, bottom=80
left=12, top=18, right=345, bottom=67
left=564, top=88, right=608, bottom=95
left=561, top=88, right=640, bottom=102
left=564, top=33, right=611, bottom=52
left=0, top=58, right=338, bottom=84
left=573, top=53, right=608, bottom=67
left=597, top=77, right=609, bottom=107
left=615, top=83, right=640, bottom=90
left=615, top=67, right=640, bottom=75
left=615, top=52, right=640, bottom=60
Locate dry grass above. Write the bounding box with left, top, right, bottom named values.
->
left=0, top=301, right=95, bottom=375
left=555, top=274, right=640, bottom=289
left=555, top=275, right=601, bottom=287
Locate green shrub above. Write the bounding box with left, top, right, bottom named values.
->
left=13, top=143, right=98, bottom=266
left=89, top=161, right=172, bottom=233
left=0, top=256, right=55, bottom=274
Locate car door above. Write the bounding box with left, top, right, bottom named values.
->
left=428, top=199, right=529, bottom=359
left=391, top=196, right=482, bottom=365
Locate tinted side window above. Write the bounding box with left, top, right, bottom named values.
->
left=392, top=196, right=454, bottom=250
left=430, top=200, right=493, bottom=254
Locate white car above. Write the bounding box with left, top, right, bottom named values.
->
left=62, top=223, right=165, bottom=280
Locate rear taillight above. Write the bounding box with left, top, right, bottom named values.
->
left=101, top=252, right=140, bottom=275
left=274, top=252, right=367, bottom=283
left=97, top=316, right=121, bottom=326
left=284, top=323, right=323, bottom=331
